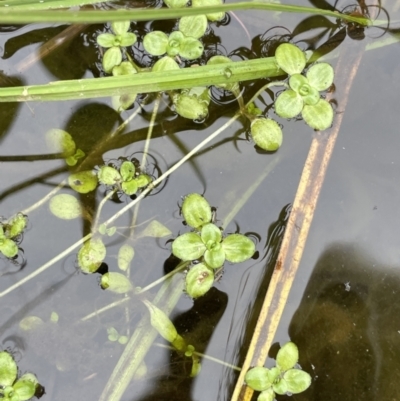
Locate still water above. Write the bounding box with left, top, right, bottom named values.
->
left=0, top=1, right=400, bottom=400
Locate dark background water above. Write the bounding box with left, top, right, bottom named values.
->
left=1, top=0, right=400, bottom=400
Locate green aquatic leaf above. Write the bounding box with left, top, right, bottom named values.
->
left=181, top=193, right=212, bottom=229
left=174, top=93, right=208, bottom=120
left=143, top=31, right=169, bottom=56
left=118, top=336, right=128, bottom=345
left=13, top=374, right=37, bottom=401
left=121, top=179, right=138, bottom=195
left=179, top=36, right=204, bottom=60
left=98, top=166, right=122, bottom=186
left=118, top=244, right=135, bottom=271
left=283, top=369, right=312, bottom=394
left=45, top=128, right=76, bottom=157
left=135, top=174, right=152, bottom=188
left=152, top=56, right=180, bottom=72
left=201, top=223, right=222, bottom=244
left=112, top=93, right=137, bottom=112
left=179, top=15, right=208, bottom=39
left=172, top=232, right=206, bottom=261
left=66, top=148, right=85, bottom=166
left=258, top=388, right=275, bottom=401
left=103, top=46, right=122, bottom=73
left=50, top=311, right=59, bottom=323
left=206, top=55, right=239, bottom=92
left=120, top=161, right=135, bottom=182
left=0, top=351, right=17, bottom=387
left=119, top=32, right=137, bottom=47
left=111, top=21, right=130, bottom=36
left=68, top=170, right=98, bottom=194
left=245, top=366, right=272, bottom=392
left=251, top=118, right=283, bottom=151
left=288, top=74, right=319, bottom=105
left=164, top=0, right=189, bottom=7
left=275, top=89, right=303, bottom=119
left=112, top=61, right=137, bottom=76
left=267, top=367, right=280, bottom=383
left=101, top=272, right=133, bottom=294
left=19, top=316, right=44, bottom=331
left=276, top=341, right=299, bottom=371
left=204, top=247, right=225, bottom=268
left=167, top=30, right=184, bottom=57
left=97, top=32, right=117, bottom=48
left=49, top=194, right=82, bottom=220
left=185, top=263, right=214, bottom=298
left=6, top=213, right=27, bottom=238
left=306, top=62, right=334, bottom=91
left=0, top=238, right=18, bottom=258
left=78, top=238, right=106, bottom=274
left=192, top=0, right=225, bottom=21
left=301, top=98, right=333, bottom=131
left=275, top=43, right=306, bottom=75
left=273, top=377, right=288, bottom=395
left=107, top=327, right=119, bottom=341
left=221, top=234, right=255, bottom=263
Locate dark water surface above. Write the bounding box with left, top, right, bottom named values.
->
left=1, top=1, right=400, bottom=400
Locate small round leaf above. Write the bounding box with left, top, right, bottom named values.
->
left=201, top=223, right=222, bottom=244
left=222, top=234, right=255, bottom=263
left=283, top=369, right=312, bottom=394
left=118, top=244, right=135, bottom=271
left=138, top=220, right=171, bottom=239
left=192, top=0, right=224, bottom=21
left=179, top=37, right=204, bottom=60
left=174, top=94, right=208, bottom=120
left=179, top=15, right=208, bottom=39
left=275, top=89, right=303, bottom=119
left=275, top=43, right=306, bottom=75
left=251, top=118, right=283, bottom=151
left=276, top=341, right=299, bottom=371
left=152, top=56, right=180, bottom=72
left=135, top=174, right=152, bottom=188
left=112, top=61, right=137, bottom=76
left=245, top=367, right=272, bottom=392
left=306, top=62, right=334, bottom=91
left=288, top=73, right=308, bottom=92
left=102, top=46, right=122, bottom=73
left=121, top=179, right=138, bottom=195
left=0, top=351, right=17, bottom=387
left=97, top=33, right=116, bottom=48
left=273, top=377, right=288, bottom=395
left=120, top=32, right=137, bottom=47
left=164, top=0, right=188, bottom=7
left=45, top=128, right=76, bottom=157
left=101, top=272, right=133, bottom=293
left=181, top=193, right=212, bottom=229
left=19, top=316, right=44, bottom=331
left=0, top=239, right=18, bottom=258
left=120, top=161, right=135, bottom=182
left=204, top=247, right=225, bottom=268
left=172, top=232, right=206, bottom=261
left=98, top=166, right=122, bottom=186
left=143, top=31, right=168, bottom=56
left=185, top=263, right=214, bottom=298
left=78, top=238, right=106, bottom=274
left=301, top=86, right=320, bottom=106
left=49, top=194, right=82, bottom=220
left=13, top=377, right=37, bottom=401
left=258, top=388, right=275, bottom=401
left=68, top=170, right=98, bottom=194
left=6, top=213, right=27, bottom=238
left=301, top=98, right=333, bottom=131
left=111, top=21, right=130, bottom=36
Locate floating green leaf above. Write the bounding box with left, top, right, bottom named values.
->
left=179, top=36, right=204, bottom=60
left=273, top=377, right=288, bottom=395
left=120, top=161, right=135, bottom=181
left=172, top=232, right=206, bottom=261
left=0, top=238, right=18, bottom=258
left=143, top=31, right=169, bottom=56
left=6, top=213, right=27, bottom=238
left=283, top=369, right=312, bottom=394
left=19, top=316, right=44, bottom=331
left=174, top=92, right=208, bottom=120
left=112, top=61, right=137, bottom=76
left=306, top=62, right=334, bottom=91
left=275, top=43, right=306, bottom=75
left=185, top=263, right=214, bottom=298
left=111, top=21, right=130, bottom=36
left=251, top=118, right=283, bottom=151
left=45, top=128, right=76, bottom=157
left=221, top=234, right=255, bottom=263
left=258, top=388, right=275, bottom=401
left=13, top=374, right=37, bottom=401
left=101, top=272, right=133, bottom=293
left=164, top=0, right=189, bottom=7
left=138, top=220, right=172, bottom=238
left=0, top=351, right=17, bottom=387
left=68, top=170, right=98, bottom=194
left=118, top=244, right=135, bottom=271
left=275, top=89, right=303, bottom=119
left=192, top=0, right=225, bottom=21
left=152, top=56, right=180, bottom=72
left=179, top=15, right=208, bottom=39
left=121, top=179, right=138, bottom=195
left=302, top=98, right=333, bottom=131
left=49, top=194, right=82, bottom=220
left=245, top=366, right=271, bottom=392
left=181, top=193, right=212, bottom=229
left=103, top=46, right=122, bottom=73
left=98, top=166, right=122, bottom=186
left=78, top=238, right=106, bottom=274
left=276, top=341, right=298, bottom=371
left=107, top=327, right=119, bottom=341
left=50, top=311, right=59, bottom=323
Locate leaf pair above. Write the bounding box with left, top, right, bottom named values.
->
left=0, top=214, right=27, bottom=258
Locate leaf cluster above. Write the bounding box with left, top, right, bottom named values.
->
left=0, top=214, right=27, bottom=258
left=245, top=342, right=312, bottom=401
left=0, top=351, right=40, bottom=401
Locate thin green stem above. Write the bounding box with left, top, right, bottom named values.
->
left=93, top=189, right=117, bottom=232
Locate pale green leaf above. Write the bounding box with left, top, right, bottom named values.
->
left=152, top=56, right=180, bottom=72
left=19, top=316, right=44, bottom=331
left=68, top=170, right=98, bottom=194
left=275, top=43, right=306, bottom=75
left=179, top=15, right=208, bottom=39
left=13, top=377, right=37, bottom=401
left=0, top=239, right=18, bottom=258
left=301, top=98, right=333, bottom=131
left=306, top=62, right=334, bottom=91
left=181, top=193, right=212, bottom=229
left=179, top=36, right=204, bottom=60
left=258, top=388, right=275, bottom=401
left=121, top=179, right=138, bottom=195
left=251, top=118, right=283, bottom=151
left=107, top=327, right=119, bottom=341
left=120, top=161, right=135, bottom=182
left=174, top=93, right=208, bottom=120
left=120, top=32, right=137, bottom=47
left=301, top=86, right=320, bottom=106
left=163, top=0, right=188, bottom=7
left=172, top=232, right=206, bottom=261
left=192, top=0, right=225, bottom=21
left=135, top=174, right=152, bottom=188
left=245, top=367, right=272, bottom=392
left=45, top=128, right=76, bottom=157
left=98, top=166, right=121, bottom=186
left=139, top=220, right=172, bottom=238
left=112, top=93, right=137, bottom=112
left=111, top=21, right=130, bottom=36
left=201, top=223, right=222, bottom=244
left=204, top=247, right=225, bottom=268
left=97, top=33, right=116, bottom=48
left=49, top=194, right=82, bottom=220
left=273, top=377, right=288, bottom=395
left=275, top=89, right=303, bottom=119
left=276, top=341, right=299, bottom=371
left=118, top=244, right=135, bottom=271
left=78, top=238, right=106, bottom=274
left=283, top=369, right=312, bottom=394
left=6, top=213, right=27, bottom=238
left=101, top=272, right=133, bottom=294
left=0, top=351, right=17, bottom=387
left=50, top=311, right=59, bottom=322
left=103, top=46, right=122, bottom=73
left=143, top=31, right=168, bottom=56
left=112, top=61, right=137, bottom=76
left=222, top=234, right=255, bottom=263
